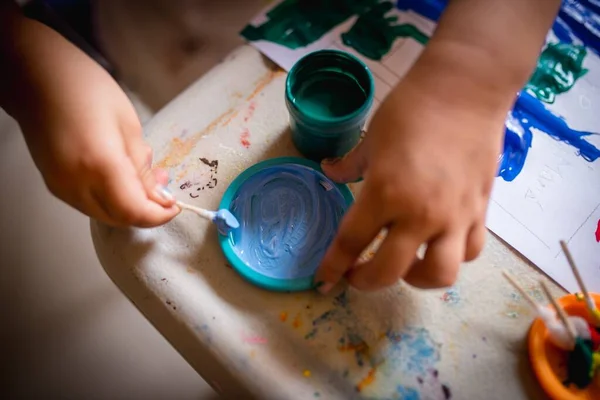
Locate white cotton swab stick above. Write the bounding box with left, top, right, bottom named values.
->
left=176, top=201, right=240, bottom=235
left=540, top=279, right=577, bottom=341
left=502, top=271, right=579, bottom=350
left=560, top=240, right=600, bottom=324
left=502, top=271, right=539, bottom=308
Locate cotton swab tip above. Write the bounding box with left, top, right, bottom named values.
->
left=214, top=209, right=240, bottom=235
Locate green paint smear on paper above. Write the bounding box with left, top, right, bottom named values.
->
left=341, top=2, right=429, bottom=60
left=526, top=42, right=588, bottom=104
left=241, top=0, right=380, bottom=50
left=241, top=0, right=429, bottom=60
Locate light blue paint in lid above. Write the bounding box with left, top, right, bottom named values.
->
left=218, top=157, right=354, bottom=292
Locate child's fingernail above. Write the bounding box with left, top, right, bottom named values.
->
left=321, top=157, right=341, bottom=166
left=156, top=186, right=174, bottom=201
left=316, top=282, right=334, bottom=295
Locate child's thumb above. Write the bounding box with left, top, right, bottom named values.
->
left=124, top=134, right=174, bottom=207
left=320, top=140, right=367, bottom=183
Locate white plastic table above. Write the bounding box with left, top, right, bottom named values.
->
left=92, top=45, right=559, bottom=399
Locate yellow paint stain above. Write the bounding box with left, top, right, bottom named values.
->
left=292, top=313, right=302, bottom=328
left=303, top=370, right=311, bottom=378
left=246, top=69, right=285, bottom=101
left=356, top=368, right=376, bottom=392
left=249, top=350, right=256, bottom=358
left=154, top=69, right=283, bottom=172
left=155, top=108, right=235, bottom=170
left=279, top=311, right=288, bottom=322
left=219, top=110, right=240, bottom=127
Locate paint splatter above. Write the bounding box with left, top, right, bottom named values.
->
left=356, top=367, right=377, bottom=392
left=242, top=335, right=268, bottom=345
left=279, top=311, right=288, bottom=322
left=241, top=0, right=381, bottom=50
left=440, top=288, right=460, bottom=305
left=595, top=220, right=600, bottom=242
left=292, top=313, right=303, bottom=328
left=305, top=291, right=373, bottom=368
left=396, top=385, right=420, bottom=400
left=525, top=42, right=588, bottom=104
left=341, top=1, right=428, bottom=60
left=240, top=128, right=251, bottom=148
left=303, top=369, right=312, bottom=378
left=386, top=327, right=441, bottom=376
left=244, top=102, right=257, bottom=122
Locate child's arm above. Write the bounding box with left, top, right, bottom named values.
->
left=0, top=1, right=178, bottom=227
left=315, top=0, right=562, bottom=293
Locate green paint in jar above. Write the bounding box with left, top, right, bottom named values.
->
left=285, top=50, right=374, bottom=161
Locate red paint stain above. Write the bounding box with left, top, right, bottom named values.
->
left=356, top=368, right=376, bottom=392
left=242, top=336, right=268, bottom=345
left=240, top=128, right=251, bottom=148
left=595, top=219, right=600, bottom=242
left=244, top=102, right=257, bottom=122
left=279, top=311, right=288, bottom=322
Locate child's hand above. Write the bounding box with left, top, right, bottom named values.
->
left=23, top=78, right=179, bottom=228
left=315, top=62, right=509, bottom=292
left=3, top=16, right=178, bottom=228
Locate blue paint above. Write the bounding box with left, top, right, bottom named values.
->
left=229, top=163, right=347, bottom=279
left=395, top=0, right=445, bottom=21
left=387, top=328, right=441, bottom=376
left=214, top=209, right=240, bottom=235
left=219, top=157, right=353, bottom=292
left=558, top=0, right=600, bottom=55
left=499, top=91, right=600, bottom=182
left=498, top=112, right=533, bottom=182
left=396, top=385, right=421, bottom=400
left=396, top=0, right=600, bottom=181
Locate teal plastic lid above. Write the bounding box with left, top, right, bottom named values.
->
left=218, top=157, right=354, bottom=292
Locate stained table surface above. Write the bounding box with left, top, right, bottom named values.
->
left=92, top=45, right=560, bottom=400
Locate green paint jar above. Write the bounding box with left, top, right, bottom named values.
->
left=285, top=50, right=374, bottom=161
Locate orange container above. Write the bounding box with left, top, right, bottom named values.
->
left=529, top=293, right=600, bottom=400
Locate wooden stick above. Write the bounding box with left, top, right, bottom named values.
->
left=540, top=280, right=577, bottom=340
left=502, top=271, right=539, bottom=309
left=560, top=240, right=597, bottom=315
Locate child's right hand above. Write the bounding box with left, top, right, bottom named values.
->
left=2, top=14, right=178, bottom=227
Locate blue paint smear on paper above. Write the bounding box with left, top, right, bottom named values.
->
left=558, top=0, right=600, bottom=55
left=397, top=0, right=600, bottom=181
left=499, top=91, right=600, bottom=181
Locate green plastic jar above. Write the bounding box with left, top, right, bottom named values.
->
left=285, top=50, right=374, bottom=161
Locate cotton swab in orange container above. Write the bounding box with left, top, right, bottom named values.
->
left=516, top=240, right=600, bottom=400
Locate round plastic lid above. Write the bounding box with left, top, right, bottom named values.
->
left=528, top=293, right=600, bottom=400
left=218, top=157, right=353, bottom=292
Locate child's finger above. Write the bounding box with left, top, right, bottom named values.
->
left=97, top=155, right=178, bottom=227
left=122, top=134, right=174, bottom=207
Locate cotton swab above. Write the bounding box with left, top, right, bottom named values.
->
left=502, top=271, right=589, bottom=350
left=540, top=280, right=577, bottom=341
left=560, top=240, right=600, bottom=325
left=176, top=201, right=240, bottom=235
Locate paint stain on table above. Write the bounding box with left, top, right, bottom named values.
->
left=240, top=128, right=251, bottom=148
left=595, top=219, right=600, bottom=242
left=355, top=367, right=376, bottom=392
